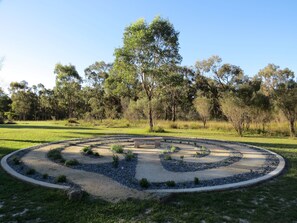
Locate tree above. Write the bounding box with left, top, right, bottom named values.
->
left=257, top=64, right=296, bottom=136
left=0, top=87, right=11, bottom=123
left=220, top=92, right=247, bottom=136
left=9, top=81, right=32, bottom=120
left=193, top=95, right=211, bottom=128
left=112, top=16, right=182, bottom=131
left=275, top=79, right=297, bottom=136
left=54, top=63, right=82, bottom=119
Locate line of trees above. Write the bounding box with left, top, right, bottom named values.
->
left=1, top=17, right=296, bottom=136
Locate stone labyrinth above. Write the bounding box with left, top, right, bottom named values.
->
left=1, top=135, right=285, bottom=202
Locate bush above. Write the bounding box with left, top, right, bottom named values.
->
left=42, top=173, right=48, bottom=179
left=64, top=159, right=79, bottom=166
left=164, top=154, right=172, bottom=160
left=112, top=154, right=119, bottom=168
left=47, top=149, right=65, bottom=163
left=166, top=180, right=176, bottom=187
left=12, top=156, right=20, bottom=165
left=170, top=146, right=177, bottom=153
left=194, top=177, right=200, bottom=185
left=26, top=168, right=36, bottom=175
left=55, top=175, right=67, bottom=183
left=139, top=178, right=150, bottom=188
left=125, top=150, right=135, bottom=161
left=111, top=144, right=124, bottom=154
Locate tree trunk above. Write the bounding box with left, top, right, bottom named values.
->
left=148, top=99, right=153, bottom=132
left=203, top=119, right=206, bottom=128
left=290, top=119, right=296, bottom=137
left=172, top=104, right=176, bottom=122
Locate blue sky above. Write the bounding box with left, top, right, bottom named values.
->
left=0, top=0, right=296, bottom=90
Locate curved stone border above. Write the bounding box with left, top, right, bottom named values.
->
left=0, top=136, right=286, bottom=195
left=1, top=148, right=70, bottom=190
left=147, top=143, right=285, bottom=193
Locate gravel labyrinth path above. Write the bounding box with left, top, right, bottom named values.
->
left=1, top=135, right=285, bottom=202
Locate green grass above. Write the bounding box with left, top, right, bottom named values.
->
left=0, top=120, right=297, bottom=222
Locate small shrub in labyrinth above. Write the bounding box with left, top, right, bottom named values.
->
left=139, top=178, right=150, bottom=188
left=111, top=144, right=124, bottom=154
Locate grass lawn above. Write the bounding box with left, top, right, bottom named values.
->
left=1, top=121, right=297, bottom=222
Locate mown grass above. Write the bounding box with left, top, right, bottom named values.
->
left=0, top=120, right=297, bottom=222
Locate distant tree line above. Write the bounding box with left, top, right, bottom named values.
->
left=0, top=17, right=296, bottom=136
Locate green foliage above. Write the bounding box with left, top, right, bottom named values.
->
left=139, top=178, right=150, bottom=188
left=112, top=154, right=119, bottom=168
left=170, top=146, right=177, bottom=153
left=64, top=159, right=79, bottom=166
left=47, top=148, right=65, bottom=163
left=12, top=156, right=20, bottom=165
left=111, top=144, right=124, bottom=153
left=26, top=168, right=36, bottom=175
left=194, top=177, right=200, bottom=185
left=125, top=150, right=135, bottom=161
left=55, top=175, right=67, bottom=183
left=42, top=173, right=48, bottom=179
left=164, top=154, right=172, bottom=160
left=166, top=180, right=176, bottom=187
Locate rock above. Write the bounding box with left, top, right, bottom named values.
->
left=222, top=216, right=232, bottom=221
left=239, top=218, right=250, bottom=223
left=66, top=188, right=83, bottom=200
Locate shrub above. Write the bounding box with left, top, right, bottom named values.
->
left=12, top=156, right=20, bottom=165
left=55, top=175, right=67, bottom=183
left=166, top=181, right=176, bottom=187
left=82, top=146, right=91, bottom=153
left=64, top=159, right=79, bottom=166
left=42, top=173, right=48, bottom=179
left=180, top=155, right=184, bottom=162
left=112, top=154, right=119, bottom=168
left=47, top=149, right=65, bottom=163
left=125, top=150, right=135, bottom=161
left=170, top=146, right=177, bottom=153
left=111, top=144, right=124, bottom=154
left=139, top=178, right=150, bottom=188
left=194, top=177, right=200, bottom=185
left=26, top=168, right=36, bottom=175
left=164, top=154, right=172, bottom=160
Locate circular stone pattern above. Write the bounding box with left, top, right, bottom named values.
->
left=1, top=135, right=285, bottom=201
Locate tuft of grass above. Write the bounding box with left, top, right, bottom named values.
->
left=12, top=156, right=20, bottom=165
left=111, top=144, right=124, bottom=154
left=170, top=146, right=177, bottom=153
left=139, top=178, right=150, bottom=188
left=64, top=159, right=79, bottom=166
left=47, top=148, right=65, bottom=163
left=42, top=173, right=48, bottom=179
left=26, top=168, right=36, bottom=175
left=55, top=175, right=67, bottom=183
left=165, top=180, right=176, bottom=187
left=164, top=154, right=172, bottom=160
left=194, top=177, right=200, bottom=185
left=112, top=154, right=119, bottom=168
left=125, top=150, right=135, bottom=161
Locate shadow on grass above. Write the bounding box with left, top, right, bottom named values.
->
left=0, top=124, right=93, bottom=130
left=0, top=139, right=50, bottom=144
left=242, top=142, right=297, bottom=150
